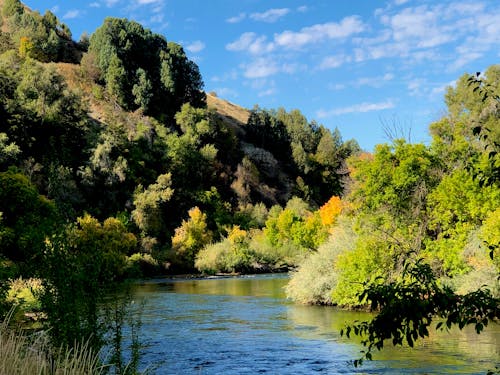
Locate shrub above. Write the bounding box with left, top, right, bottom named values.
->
left=125, top=253, right=162, bottom=278
left=7, top=278, right=42, bottom=317
left=285, top=218, right=356, bottom=305
left=195, top=226, right=256, bottom=274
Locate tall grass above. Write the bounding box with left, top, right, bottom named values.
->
left=0, top=311, right=105, bottom=375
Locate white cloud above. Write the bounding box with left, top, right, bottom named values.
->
left=105, top=0, right=119, bottom=7
left=242, top=58, right=279, bottom=79
left=149, top=13, right=164, bottom=23
left=226, top=32, right=273, bottom=55
left=186, top=40, right=206, bottom=53
left=226, top=12, right=246, bottom=23
left=430, top=80, right=455, bottom=96
left=274, top=16, right=365, bottom=49
left=319, top=54, right=350, bottom=70
left=136, top=0, right=161, bottom=4
left=258, top=87, right=277, bottom=97
left=297, top=6, right=308, bottom=13
left=250, top=8, right=290, bottom=23
left=211, top=70, right=238, bottom=83
left=317, top=100, right=395, bottom=118
left=328, top=83, right=346, bottom=91
left=355, top=73, right=394, bottom=87
left=89, top=2, right=100, bottom=8
left=63, top=10, right=81, bottom=19
left=50, top=5, right=59, bottom=13
left=212, top=87, right=239, bottom=98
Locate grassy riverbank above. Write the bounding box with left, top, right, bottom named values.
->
left=0, top=315, right=104, bottom=375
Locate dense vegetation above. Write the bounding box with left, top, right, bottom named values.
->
left=286, top=66, right=500, bottom=364
left=0, top=0, right=498, bottom=371
left=0, top=1, right=358, bottom=366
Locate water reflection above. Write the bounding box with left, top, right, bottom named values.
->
left=130, top=275, right=499, bottom=374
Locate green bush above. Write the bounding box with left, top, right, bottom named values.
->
left=7, top=278, right=42, bottom=316
left=125, top=253, right=162, bottom=278
left=332, top=233, right=394, bottom=307
left=195, top=227, right=256, bottom=274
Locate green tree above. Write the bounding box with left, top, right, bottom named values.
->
left=2, top=0, right=23, bottom=18
left=0, top=169, right=57, bottom=268
left=132, top=173, right=174, bottom=240
left=89, top=17, right=205, bottom=121
left=132, top=68, right=152, bottom=111
left=105, top=53, right=127, bottom=106
left=341, top=69, right=500, bottom=368
left=40, top=214, right=136, bottom=349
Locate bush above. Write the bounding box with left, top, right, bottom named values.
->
left=285, top=218, right=356, bottom=305
left=195, top=226, right=256, bottom=274
left=332, top=234, right=395, bottom=307
left=248, top=230, right=306, bottom=269
left=7, top=278, right=42, bottom=317
left=125, top=253, right=162, bottom=278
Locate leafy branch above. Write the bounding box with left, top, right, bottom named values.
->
left=340, top=259, right=500, bottom=367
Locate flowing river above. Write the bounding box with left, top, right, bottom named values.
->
left=126, top=274, right=499, bottom=374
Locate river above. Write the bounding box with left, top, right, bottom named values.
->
left=125, top=274, right=499, bottom=374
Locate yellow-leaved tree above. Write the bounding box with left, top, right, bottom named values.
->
left=171, top=207, right=213, bottom=269
left=319, top=196, right=343, bottom=228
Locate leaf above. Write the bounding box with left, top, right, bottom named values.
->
left=472, top=126, right=482, bottom=136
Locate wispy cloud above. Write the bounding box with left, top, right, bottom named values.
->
left=274, top=16, right=366, bottom=49
left=136, top=0, right=162, bottom=4
left=258, top=87, right=277, bottom=97
left=89, top=2, right=100, bottom=8
left=242, top=58, right=279, bottom=79
left=63, top=10, right=82, bottom=19
left=212, top=87, right=239, bottom=98
left=355, top=73, right=394, bottom=87
left=226, top=12, right=246, bottom=23
left=250, top=8, right=290, bottom=23
left=226, top=32, right=273, bottom=55
left=319, top=54, right=351, bottom=70
left=186, top=40, right=205, bottom=53
left=357, top=2, right=499, bottom=69
left=317, top=100, right=395, bottom=118
left=104, top=0, right=120, bottom=7
left=297, top=5, right=308, bottom=13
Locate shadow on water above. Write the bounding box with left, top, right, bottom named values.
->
left=124, top=274, right=499, bottom=374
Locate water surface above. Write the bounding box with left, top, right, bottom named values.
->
left=128, top=274, right=499, bottom=374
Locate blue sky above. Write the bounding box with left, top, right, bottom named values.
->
left=23, top=0, right=500, bottom=151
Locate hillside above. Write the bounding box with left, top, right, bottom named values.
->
left=207, top=92, right=249, bottom=137
left=0, top=0, right=360, bottom=275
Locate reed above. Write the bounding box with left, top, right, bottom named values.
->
left=0, top=311, right=106, bottom=375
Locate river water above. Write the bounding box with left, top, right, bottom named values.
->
left=126, top=274, right=499, bottom=374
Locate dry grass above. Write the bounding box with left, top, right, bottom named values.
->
left=207, top=93, right=250, bottom=136
left=0, top=312, right=105, bottom=375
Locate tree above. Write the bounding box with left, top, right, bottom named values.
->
left=132, top=68, right=152, bottom=111
left=105, top=53, right=127, bottom=106
left=0, top=169, right=57, bottom=268
left=132, top=173, right=174, bottom=240
left=88, top=17, right=205, bottom=121
left=2, top=0, right=23, bottom=18
left=171, top=207, right=213, bottom=269
left=341, top=70, right=500, bottom=368
left=40, top=214, right=136, bottom=349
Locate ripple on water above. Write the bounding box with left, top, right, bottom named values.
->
left=124, top=275, right=500, bottom=375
